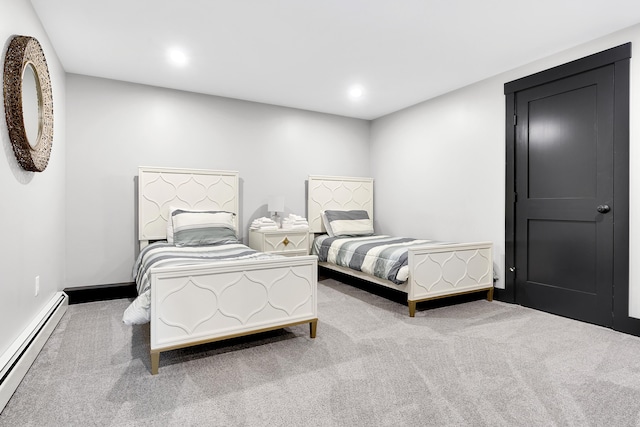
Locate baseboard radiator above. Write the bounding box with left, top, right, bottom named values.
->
left=0, top=292, right=68, bottom=413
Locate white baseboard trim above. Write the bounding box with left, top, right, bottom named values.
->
left=0, top=292, right=68, bottom=413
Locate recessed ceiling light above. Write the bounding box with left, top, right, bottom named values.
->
left=348, top=85, right=364, bottom=99
left=167, top=48, right=188, bottom=67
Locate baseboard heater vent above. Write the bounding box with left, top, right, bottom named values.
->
left=0, top=292, right=68, bottom=413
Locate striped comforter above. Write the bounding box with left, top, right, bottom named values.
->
left=312, top=235, right=438, bottom=285
left=122, top=242, right=279, bottom=325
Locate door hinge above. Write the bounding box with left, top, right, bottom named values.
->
left=513, top=114, right=517, bottom=126
left=509, top=266, right=516, bottom=275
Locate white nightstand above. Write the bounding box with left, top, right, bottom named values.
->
left=249, top=228, right=310, bottom=257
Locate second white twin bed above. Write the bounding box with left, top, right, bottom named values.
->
left=307, top=175, right=494, bottom=317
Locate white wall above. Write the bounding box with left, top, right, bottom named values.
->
left=371, top=78, right=505, bottom=285
left=370, top=24, right=640, bottom=316
left=65, top=74, right=370, bottom=287
left=0, top=0, right=66, bottom=357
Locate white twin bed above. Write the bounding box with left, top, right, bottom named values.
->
left=126, top=167, right=318, bottom=374
left=307, top=175, right=494, bottom=317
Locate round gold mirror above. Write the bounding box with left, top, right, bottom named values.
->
left=3, top=35, right=53, bottom=172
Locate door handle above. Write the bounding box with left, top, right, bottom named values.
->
left=596, top=204, right=611, bottom=213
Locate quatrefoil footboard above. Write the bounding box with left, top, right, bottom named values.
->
left=149, top=256, right=318, bottom=374
left=407, top=242, right=493, bottom=317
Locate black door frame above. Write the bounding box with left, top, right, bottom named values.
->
left=501, top=43, right=639, bottom=336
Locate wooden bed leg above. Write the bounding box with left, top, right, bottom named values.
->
left=487, top=287, right=494, bottom=302
left=310, top=319, right=317, bottom=338
left=151, top=351, right=160, bottom=375
left=408, top=301, right=416, bottom=317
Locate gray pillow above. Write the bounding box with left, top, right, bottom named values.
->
left=323, top=210, right=374, bottom=236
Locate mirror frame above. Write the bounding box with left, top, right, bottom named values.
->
left=3, top=35, right=53, bottom=172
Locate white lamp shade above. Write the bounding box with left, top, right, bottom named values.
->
left=268, top=196, right=284, bottom=213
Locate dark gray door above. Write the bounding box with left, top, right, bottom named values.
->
left=514, top=65, right=614, bottom=327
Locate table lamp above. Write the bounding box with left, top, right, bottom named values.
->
left=268, top=195, right=285, bottom=228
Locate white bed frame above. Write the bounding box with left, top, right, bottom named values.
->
left=138, top=167, right=318, bottom=374
left=307, top=175, right=493, bottom=317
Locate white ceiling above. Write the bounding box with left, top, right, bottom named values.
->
left=30, top=0, right=640, bottom=120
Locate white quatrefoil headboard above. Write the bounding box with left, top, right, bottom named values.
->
left=307, top=175, right=374, bottom=234
left=138, top=166, right=239, bottom=246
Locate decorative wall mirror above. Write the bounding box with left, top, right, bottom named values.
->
left=3, top=35, right=53, bottom=172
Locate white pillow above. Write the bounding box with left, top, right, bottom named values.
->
left=167, top=206, right=238, bottom=243
left=323, top=209, right=374, bottom=237
left=166, top=206, right=180, bottom=244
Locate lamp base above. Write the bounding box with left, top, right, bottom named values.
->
left=271, top=212, right=282, bottom=228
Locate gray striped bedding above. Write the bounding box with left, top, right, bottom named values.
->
left=312, top=234, right=439, bottom=285
left=122, top=242, right=280, bottom=325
